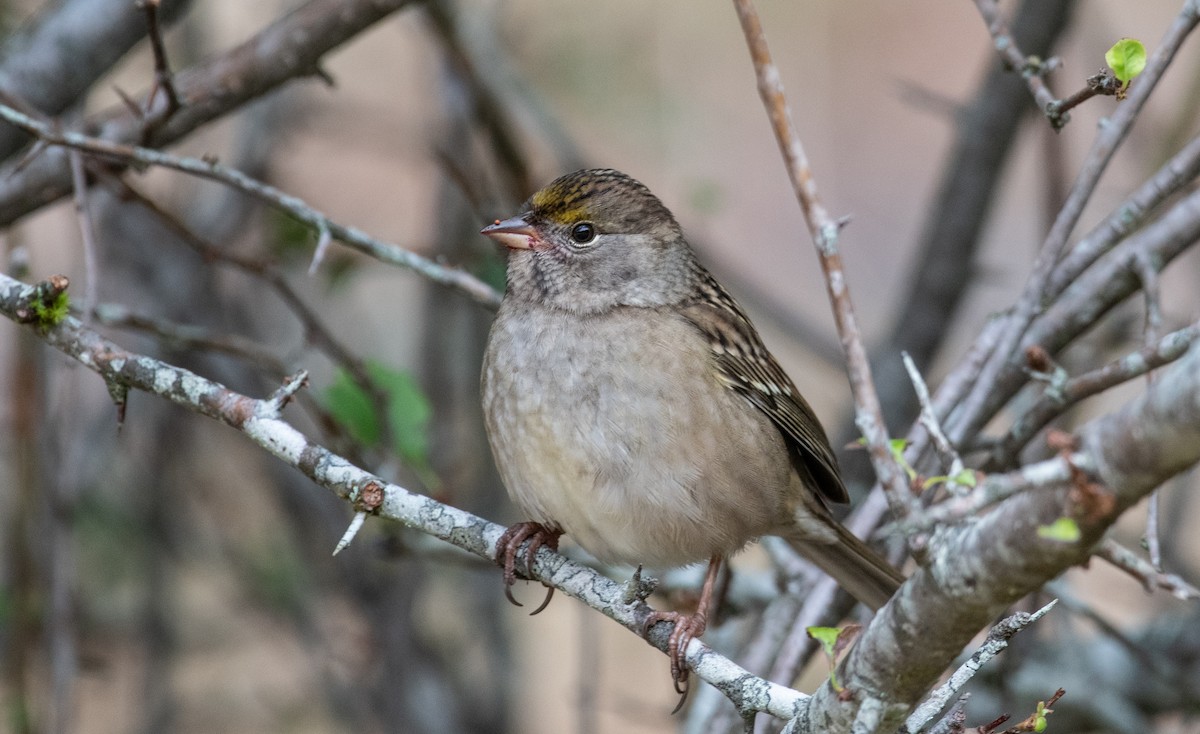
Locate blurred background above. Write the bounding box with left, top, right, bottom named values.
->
left=1, top=0, right=1199, bottom=732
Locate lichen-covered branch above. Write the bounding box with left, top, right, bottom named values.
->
left=0, top=270, right=805, bottom=720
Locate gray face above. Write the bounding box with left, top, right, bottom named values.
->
left=496, top=169, right=702, bottom=315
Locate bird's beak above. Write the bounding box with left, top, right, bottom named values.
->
left=481, top=215, right=541, bottom=250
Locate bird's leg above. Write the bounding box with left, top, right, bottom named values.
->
left=495, top=521, right=562, bottom=615
left=642, top=555, right=723, bottom=708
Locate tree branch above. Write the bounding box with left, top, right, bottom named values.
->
left=0, top=270, right=805, bottom=721
left=805, top=339, right=1200, bottom=732
left=0, top=102, right=501, bottom=307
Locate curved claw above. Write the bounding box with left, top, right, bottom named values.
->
left=503, top=583, right=523, bottom=608
left=529, top=585, right=555, bottom=615
left=670, top=680, right=690, bottom=714
left=495, top=521, right=562, bottom=613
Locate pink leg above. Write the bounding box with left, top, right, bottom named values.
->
left=642, top=555, right=722, bottom=711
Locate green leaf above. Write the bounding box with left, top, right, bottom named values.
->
left=1037, top=517, right=1081, bottom=543
left=1105, top=38, right=1147, bottom=84
left=322, top=362, right=434, bottom=481
left=806, top=624, right=861, bottom=692
left=1034, top=701, right=1049, bottom=732
left=888, top=438, right=916, bottom=481
left=369, top=362, right=433, bottom=471
left=324, top=368, right=381, bottom=447
left=807, top=626, right=841, bottom=657
left=268, top=209, right=316, bottom=261
left=951, top=468, right=977, bottom=488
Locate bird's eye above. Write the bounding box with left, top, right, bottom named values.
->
left=570, top=222, right=597, bottom=245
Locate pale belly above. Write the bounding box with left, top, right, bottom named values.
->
left=482, top=303, right=795, bottom=568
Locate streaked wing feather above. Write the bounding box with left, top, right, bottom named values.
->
left=680, top=271, right=848, bottom=504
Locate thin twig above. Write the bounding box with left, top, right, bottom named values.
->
left=730, top=0, right=917, bottom=519
left=1094, top=538, right=1200, bottom=599
left=1046, top=71, right=1123, bottom=127
left=137, top=0, right=182, bottom=142
left=93, top=302, right=289, bottom=373
left=902, top=351, right=966, bottom=494
left=0, top=102, right=502, bottom=308
left=897, top=454, right=1088, bottom=533
left=971, top=0, right=1059, bottom=113
left=1138, top=240, right=1167, bottom=575
left=904, top=601, right=1057, bottom=734
left=993, top=321, right=1200, bottom=466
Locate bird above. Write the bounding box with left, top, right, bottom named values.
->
left=479, top=168, right=902, bottom=693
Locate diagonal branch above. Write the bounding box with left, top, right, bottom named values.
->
left=0, top=270, right=801, bottom=721
left=804, top=339, right=1200, bottom=733
left=731, top=0, right=916, bottom=521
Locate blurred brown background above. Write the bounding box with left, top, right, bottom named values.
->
left=1, top=1, right=1198, bottom=732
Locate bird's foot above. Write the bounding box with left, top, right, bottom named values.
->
left=495, top=521, right=562, bottom=615
left=641, top=555, right=722, bottom=713
left=642, top=608, right=708, bottom=711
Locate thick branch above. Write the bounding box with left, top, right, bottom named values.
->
left=805, top=340, right=1200, bottom=733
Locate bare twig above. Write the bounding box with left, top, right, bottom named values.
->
left=1094, top=538, right=1200, bottom=599
left=902, top=351, right=966, bottom=493
left=1130, top=249, right=1166, bottom=570
left=136, top=0, right=182, bottom=142
left=1046, top=70, right=1123, bottom=127
left=731, top=0, right=917, bottom=519
left=994, top=320, right=1200, bottom=466
left=971, top=0, right=1059, bottom=113
left=93, top=302, right=289, bottom=373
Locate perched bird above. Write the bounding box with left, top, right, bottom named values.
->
left=480, top=168, right=902, bottom=691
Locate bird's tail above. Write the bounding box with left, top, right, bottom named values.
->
left=785, top=519, right=903, bottom=611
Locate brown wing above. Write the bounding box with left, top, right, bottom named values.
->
left=679, top=270, right=849, bottom=504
